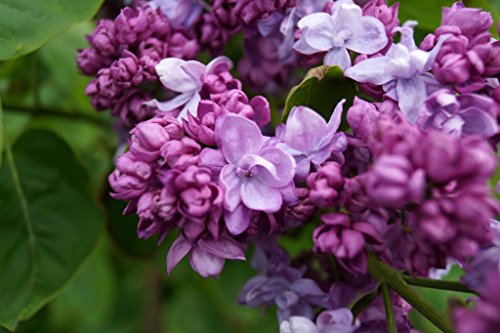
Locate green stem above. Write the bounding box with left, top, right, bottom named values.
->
left=403, top=275, right=476, bottom=294
left=367, top=253, right=453, bottom=333
left=381, top=283, right=397, bottom=333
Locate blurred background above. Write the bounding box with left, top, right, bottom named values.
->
left=0, top=0, right=499, bottom=332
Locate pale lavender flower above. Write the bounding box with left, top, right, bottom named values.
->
left=293, top=0, right=387, bottom=69
left=210, top=114, right=296, bottom=235
left=167, top=234, right=245, bottom=278
left=146, top=56, right=233, bottom=120
left=418, top=89, right=498, bottom=138
left=280, top=309, right=360, bottom=333
left=149, top=0, right=203, bottom=29
left=345, top=26, right=448, bottom=122
left=279, top=101, right=347, bottom=180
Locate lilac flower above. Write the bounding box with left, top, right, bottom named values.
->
left=364, top=155, right=425, bottom=209
left=167, top=234, right=245, bottom=278
left=209, top=114, right=296, bottom=235
left=441, top=2, right=493, bottom=39
left=86, top=19, right=118, bottom=57
left=149, top=0, right=203, bottom=29
left=238, top=275, right=329, bottom=321
left=279, top=309, right=360, bottom=333
left=453, top=272, right=500, bottom=333
left=344, top=26, right=448, bottom=122
left=147, top=56, right=233, bottom=120
left=362, top=0, right=399, bottom=38
left=463, top=220, right=500, bottom=290
left=279, top=101, right=347, bottom=180
left=418, top=89, right=498, bottom=138
left=313, top=212, right=382, bottom=274
left=307, top=162, right=345, bottom=208
left=293, top=0, right=387, bottom=69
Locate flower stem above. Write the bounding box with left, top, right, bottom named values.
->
left=381, top=283, right=397, bottom=333
left=403, top=275, right=476, bottom=294
left=367, top=253, right=453, bottom=333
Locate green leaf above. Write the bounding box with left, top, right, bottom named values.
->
left=282, top=66, right=355, bottom=122
left=0, top=129, right=104, bottom=330
left=0, top=0, right=104, bottom=60
left=0, top=97, right=3, bottom=166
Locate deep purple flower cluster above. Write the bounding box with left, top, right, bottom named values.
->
left=78, top=2, right=201, bottom=127
left=80, top=0, right=500, bottom=331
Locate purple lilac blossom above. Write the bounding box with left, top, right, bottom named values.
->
left=279, top=309, right=360, bottom=333
left=278, top=101, right=347, bottom=180
left=147, top=56, right=234, bottom=120
left=453, top=272, right=500, bottom=333
left=293, top=0, right=387, bottom=69
left=148, top=0, right=203, bottom=29
left=344, top=26, right=448, bottom=122
left=313, top=212, right=382, bottom=274
left=201, top=114, right=296, bottom=235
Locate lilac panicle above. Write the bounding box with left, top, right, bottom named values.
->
left=279, top=309, right=360, bottom=333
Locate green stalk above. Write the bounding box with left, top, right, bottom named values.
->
left=381, top=283, right=397, bottom=333
left=367, top=253, right=453, bottom=333
left=403, top=275, right=476, bottom=294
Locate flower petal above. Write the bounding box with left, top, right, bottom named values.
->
left=284, top=106, right=327, bottom=153
left=297, top=13, right=336, bottom=52
left=156, top=58, right=204, bottom=92
left=220, top=164, right=242, bottom=212
left=346, top=16, right=388, bottom=55
left=145, top=92, right=192, bottom=112
left=199, top=148, right=227, bottom=177
left=216, top=114, right=264, bottom=164
left=461, top=109, right=498, bottom=137
left=189, top=245, right=225, bottom=278
left=167, top=235, right=193, bottom=274
left=241, top=179, right=282, bottom=213
left=324, top=47, right=352, bottom=69
left=280, top=317, right=319, bottom=333
left=344, top=56, right=393, bottom=85
left=257, top=147, right=296, bottom=188
left=198, top=237, right=246, bottom=260
left=396, top=76, right=427, bottom=123
left=332, top=2, right=363, bottom=37
left=224, top=204, right=252, bottom=235
left=327, top=99, right=346, bottom=133
left=206, top=56, right=233, bottom=74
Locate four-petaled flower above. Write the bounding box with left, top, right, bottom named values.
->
left=293, top=0, right=388, bottom=69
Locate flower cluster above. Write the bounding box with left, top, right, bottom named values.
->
left=82, top=0, right=500, bottom=331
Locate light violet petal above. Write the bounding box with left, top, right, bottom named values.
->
left=206, top=56, right=233, bottom=74
left=297, top=13, right=336, bottom=52
left=145, top=92, right=192, bottom=112
left=344, top=56, right=393, bottom=85
left=284, top=106, right=327, bottom=153
left=241, top=179, right=282, bottom=213
left=346, top=16, right=388, bottom=55
left=167, top=235, right=193, bottom=274
left=189, top=245, right=225, bottom=278
left=324, top=47, right=352, bottom=69
left=224, top=204, right=252, bottom=235
left=199, top=148, right=227, bottom=176
left=396, top=76, right=427, bottom=123
left=198, top=237, right=246, bottom=260
left=295, top=157, right=312, bottom=181
left=332, top=3, right=363, bottom=37
left=327, top=99, right=346, bottom=133
left=291, top=279, right=325, bottom=297
left=424, top=34, right=450, bottom=71
left=220, top=165, right=242, bottom=212
left=217, top=114, right=264, bottom=164
left=461, top=109, right=499, bottom=137
left=294, top=33, right=324, bottom=55
left=156, top=58, right=204, bottom=92
left=280, top=317, right=319, bottom=333
left=280, top=182, right=299, bottom=205
left=257, top=147, right=296, bottom=188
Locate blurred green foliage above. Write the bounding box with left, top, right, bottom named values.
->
left=0, top=1, right=498, bottom=332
